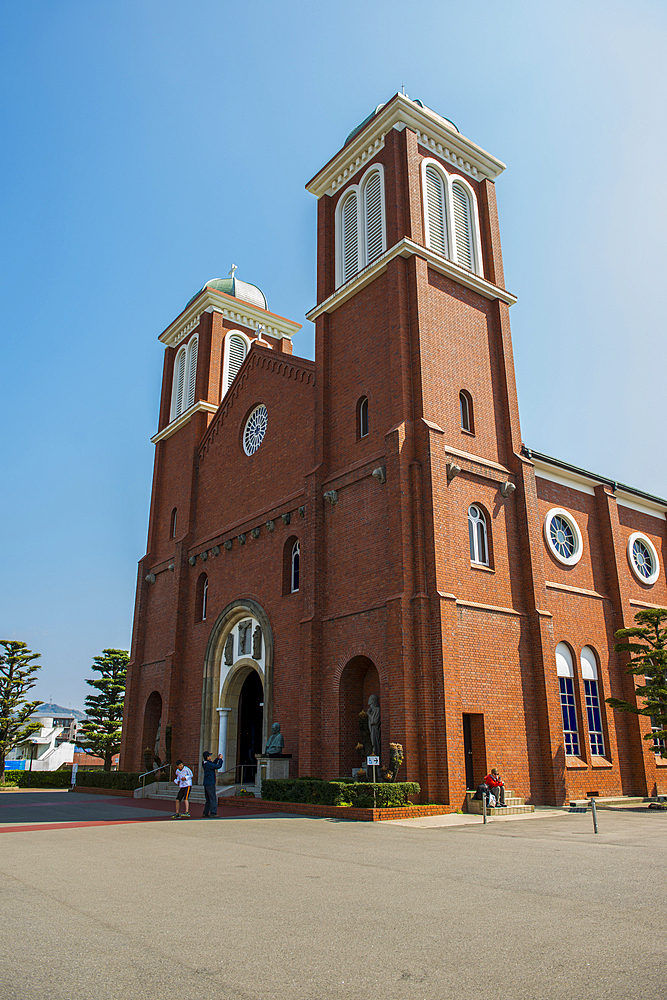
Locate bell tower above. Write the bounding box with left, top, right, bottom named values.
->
left=304, top=95, right=530, bottom=802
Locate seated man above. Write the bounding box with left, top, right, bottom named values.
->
left=484, top=767, right=507, bottom=807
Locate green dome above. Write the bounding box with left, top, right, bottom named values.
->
left=186, top=275, right=268, bottom=311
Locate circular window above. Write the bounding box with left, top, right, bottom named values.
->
left=627, top=532, right=660, bottom=585
left=243, top=404, right=268, bottom=456
left=544, top=508, right=583, bottom=566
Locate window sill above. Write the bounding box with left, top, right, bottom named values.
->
left=461, top=428, right=475, bottom=438
left=470, top=563, right=494, bottom=573
left=565, top=757, right=588, bottom=769
left=655, top=756, right=667, bottom=767
left=590, top=757, right=613, bottom=769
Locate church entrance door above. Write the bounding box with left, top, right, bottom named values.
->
left=237, top=670, right=264, bottom=783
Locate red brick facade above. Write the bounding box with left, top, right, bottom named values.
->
left=121, top=94, right=667, bottom=806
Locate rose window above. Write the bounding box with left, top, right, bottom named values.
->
left=243, top=404, right=268, bottom=456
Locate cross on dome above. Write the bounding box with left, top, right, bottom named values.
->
left=228, top=263, right=238, bottom=278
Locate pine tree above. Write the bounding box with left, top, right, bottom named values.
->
left=607, top=608, right=667, bottom=759
left=78, top=649, right=128, bottom=771
left=0, top=640, right=42, bottom=781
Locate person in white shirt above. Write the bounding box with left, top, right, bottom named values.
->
left=172, top=759, right=193, bottom=818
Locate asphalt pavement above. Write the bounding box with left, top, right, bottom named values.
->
left=0, top=790, right=665, bottom=1000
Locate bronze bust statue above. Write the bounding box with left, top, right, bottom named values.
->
left=265, top=722, right=285, bottom=756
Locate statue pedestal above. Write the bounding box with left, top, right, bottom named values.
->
left=254, top=755, right=292, bottom=797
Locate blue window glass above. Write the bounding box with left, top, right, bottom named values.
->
left=632, top=538, right=655, bottom=579
left=550, top=515, right=576, bottom=560
left=584, top=678, right=605, bottom=756
left=559, top=676, right=580, bottom=755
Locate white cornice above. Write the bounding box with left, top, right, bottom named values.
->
left=159, top=288, right=301, bottom=349
left=533, top=457, right=667, bottom=519
left=306, top=237, right=516, bottom=321
left=616, top=492, right=667, bottom=520
left=151, top=401, right=218, bottom=444
left=306, top=94, right=506, bottom=199
left=534, top=465, right=597, bottom=497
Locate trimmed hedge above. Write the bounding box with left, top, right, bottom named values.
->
left=76, top=771, right=142, bottom=791
left=261, top=778, right=420, bottom=808
left=1, top=769, right=73, bottom=788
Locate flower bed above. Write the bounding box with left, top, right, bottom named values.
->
left=219, top=796, right=450, bottom=822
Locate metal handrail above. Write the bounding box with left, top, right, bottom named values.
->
left=217, top=763, right=255, bottom=785
left=139, top=764, right=172, bottom=791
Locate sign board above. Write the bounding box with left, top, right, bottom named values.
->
left=71, top=763, right=79, bottom=785
left=366, top=756, right=379, bottom=766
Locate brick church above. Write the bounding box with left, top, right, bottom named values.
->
left=121, top=93, right=667, bottom=806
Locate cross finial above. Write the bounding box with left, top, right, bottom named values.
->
left=401, top=83, right=405, bottom=95
left=228, top=263, right=238, bottom=279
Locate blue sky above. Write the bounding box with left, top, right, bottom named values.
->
left=1, top=1, right=666, bottom=710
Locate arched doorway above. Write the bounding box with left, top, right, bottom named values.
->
left=141, top=691, right=162, bottom=772
left=237, top=670, right=264, bottom=783
left=200, top=599, right=274, bottom=784
left=339, top=656, right=381, bottom=777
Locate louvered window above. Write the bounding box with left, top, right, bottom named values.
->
left=186, top=337, right=198, bottom=409
left=226, top=334, right=248, bottom=391
left=452, top=181, right=474, bottom=271
left=363, top=170, right=384, bottom=266
left=172, top=347, right=187, bottom=419
left=341, top=191, right=359, bottom=284
left=425, top=166, right=447, bottom=257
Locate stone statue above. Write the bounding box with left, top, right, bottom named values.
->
left=265, top=722, right=284, bottom=756
left=153, top=718, right=161, bottom=759
left=367, top=695, right=381, bottom=757
left=238, top=620, right=252, bottom=656
left=252, top=625, right=262, bottom=660
left=224, top=633, right=234, bottom=666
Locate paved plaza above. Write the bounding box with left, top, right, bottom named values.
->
left=0, top=790, right=665, bottom=1000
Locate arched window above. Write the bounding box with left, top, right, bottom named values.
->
left=362, top=169, right=385, bottom=267
left=556, top=642, right=580, bottom=756
left=283, top=535, right=300, bottom=595
left=170, top=336, right=198, bottom=420
left=468, top=505, right=488, bottom=565
left=169, top=508, right=177, bottom=540
left=424, top=165, right=447, bottom=257
left=171, top=346, right=186, bottom=420
left=335, top=165, right=386, bottom=287
left=341, top=190, right=360, bottom=285
left=196, top=573, right=208, bottom=622
left=291, top=540, right=300, bottom=593
left=186, top=336, right=198, bottom=409
left=420, top=160, right=483, bottom=277
left=451, top=181, right=475, bottom=271
left=223, top=331, right=250, bottom=395
left=581, top=646, right=605, bottom=756
left=358, top=396, right=369, bottom=438
left=460, top=390, right=473, bottom=433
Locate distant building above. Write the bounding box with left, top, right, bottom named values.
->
left=121, top=93, right=667, bottom=807
left=7, top=710, right=79, bottom=771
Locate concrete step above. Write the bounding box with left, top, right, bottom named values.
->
left=467, top=799, right=535, bottom=816
left=142, top=782, right=256, bottom=803
left=465, top=789, right=534, bottom=815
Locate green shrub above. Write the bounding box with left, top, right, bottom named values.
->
left=261, top=778, right=420, bottom=808
left=75, top=770, right=142, bottom=791
left=3, top=770, right=73, bottom=788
